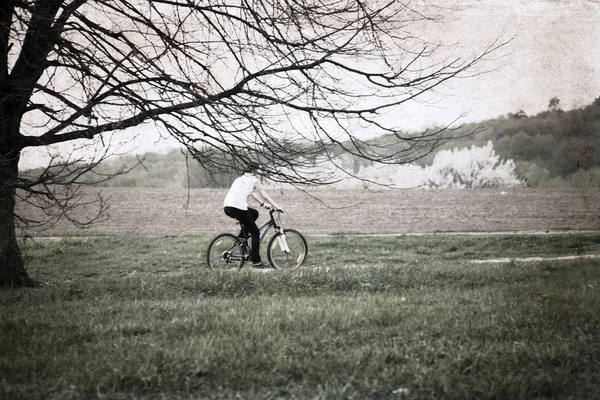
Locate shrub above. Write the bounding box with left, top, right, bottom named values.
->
left=566, top=167, right=600, bottom=188
left=424, top=141, right=525, bottom=189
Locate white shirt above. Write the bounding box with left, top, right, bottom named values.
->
left=223, top=173, right=259, bottom=210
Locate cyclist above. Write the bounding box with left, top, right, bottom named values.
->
left=223, top=164, right=282, bottom=269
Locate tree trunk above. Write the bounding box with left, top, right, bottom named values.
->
left=0, top=151, right=33, bottom=287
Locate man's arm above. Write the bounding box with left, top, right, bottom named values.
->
left=250, top=192, right=265, bottom=205
left=253, top=183, right=282, bottom=210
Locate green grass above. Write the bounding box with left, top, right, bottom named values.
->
left=2, top=233, right=600, bottom=399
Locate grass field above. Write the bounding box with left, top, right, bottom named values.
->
left=2, top=233, right=600, bottom=399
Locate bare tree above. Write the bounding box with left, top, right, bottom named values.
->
left=0, top=0, right=509, bottom=286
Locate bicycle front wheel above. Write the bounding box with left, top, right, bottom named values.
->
left=206, top=233, right=245, bottom=269
left=267, top=229, right=308, bottom=269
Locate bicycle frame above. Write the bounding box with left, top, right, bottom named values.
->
left=239, top=210, right=290, bottom=254
left=240, top=209, right=281, bottom=244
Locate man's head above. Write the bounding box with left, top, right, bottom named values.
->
left=243, top=162, right=262, bottom=175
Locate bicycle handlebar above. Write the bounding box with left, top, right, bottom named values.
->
left=263, top=204, right=284, bottom=213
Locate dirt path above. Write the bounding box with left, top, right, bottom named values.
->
left=471, top=254, right=600, bottom=264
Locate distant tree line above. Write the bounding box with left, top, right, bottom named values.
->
left=79, top=150, right=237, bottom=189
left=61, top=96, right=600, bottom=189
left=414, top=96, right=600, bottom=188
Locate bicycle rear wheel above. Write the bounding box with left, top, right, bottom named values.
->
left=206, top=233, right=245, bottom=269
left=267, top=229, right=308, bottom=269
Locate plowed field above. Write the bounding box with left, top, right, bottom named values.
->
left=17, top=188, right=600, bottom=236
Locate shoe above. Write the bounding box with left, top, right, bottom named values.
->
left=252, top=262, right=273, bottom=270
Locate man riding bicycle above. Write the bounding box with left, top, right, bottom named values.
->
left=223, top=164, right=282, bottom=269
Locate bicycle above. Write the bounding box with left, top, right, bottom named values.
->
left=206, top=206, right=308, bottom=270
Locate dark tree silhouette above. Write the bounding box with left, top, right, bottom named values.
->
left=549, top=97, right=561, bottom=112
left=1, top=0, right=509, bottom=286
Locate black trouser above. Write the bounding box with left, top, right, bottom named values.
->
left=224, top=206, right=261, bottom=263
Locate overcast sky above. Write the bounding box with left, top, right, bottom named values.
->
left=20, top=0, right=600, bottom=168
left=440, top=0, right=600, bottom=123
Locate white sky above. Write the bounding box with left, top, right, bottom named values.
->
left=20, top=0, right=600, bottom=169
left=451, top=0, right=600, bottom=122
